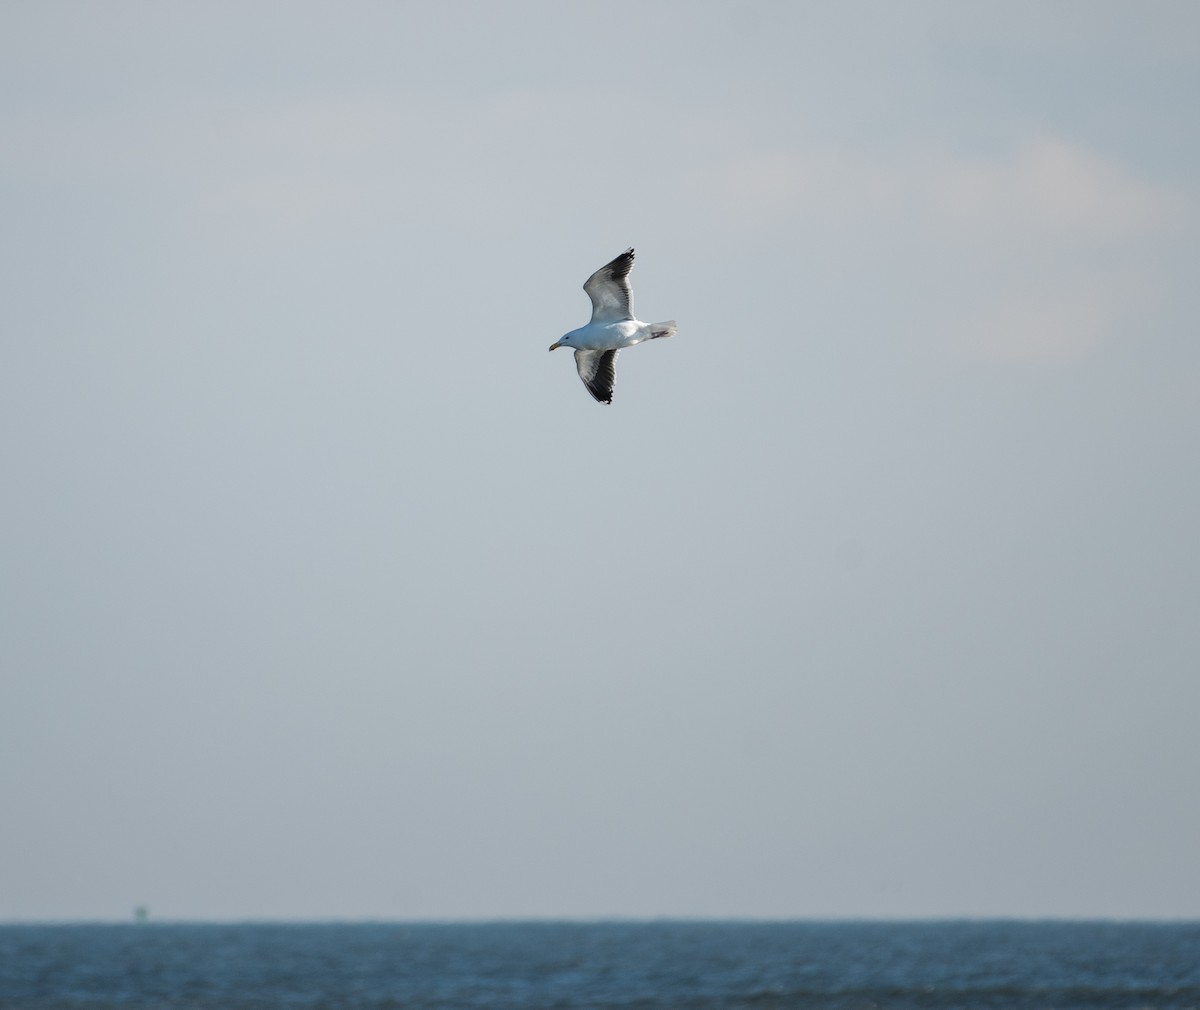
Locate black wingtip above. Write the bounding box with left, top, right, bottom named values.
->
left=604, top=248, right=634, bottom=281
left=584, top=381, right=615, bottom=405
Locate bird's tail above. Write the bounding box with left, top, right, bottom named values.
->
left=648, top=320, right=677, bottom=340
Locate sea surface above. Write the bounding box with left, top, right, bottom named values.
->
left=1, top=920, right=1198, bottom=1010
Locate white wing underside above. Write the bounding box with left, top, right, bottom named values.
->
left=583, top=248, right=635, bottom=324
left=573, top=349, right=618, bottom=404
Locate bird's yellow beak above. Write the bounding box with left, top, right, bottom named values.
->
left=548, top=341, right=562, bottom=352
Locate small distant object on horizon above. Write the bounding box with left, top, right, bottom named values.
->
left=133, top=906, right=149, bottom=923
left=548, top=248, right=677, bottom=404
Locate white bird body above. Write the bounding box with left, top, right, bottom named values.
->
left=560, top=318, right=646, bottom=351
left=548, top=248, right=676, bottom=404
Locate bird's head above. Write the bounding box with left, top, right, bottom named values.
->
left=548, top=334, right=570, bottom=352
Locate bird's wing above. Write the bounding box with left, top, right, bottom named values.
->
left=583, top=248, right=635, bottom=323
left=574, top=349, right=618, bottom=404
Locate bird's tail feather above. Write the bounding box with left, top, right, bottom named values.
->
left=649, top=320, right=677, bottom=339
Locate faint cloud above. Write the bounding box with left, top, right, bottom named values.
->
left=926, top=140, right=1184, bottom=364
left=934, top=138, right=1180, bottom=245
left=1, top=94, right=540, bottom=237
left=168, top=92, right=585, bottom=237
left=958, top=270, right=1159, bottom=365
left=0, top=97, right=397, bottom=234
left=692, top=136, right=1182, bottom=240
left=192, top=99, right=396, bottom=233
left=690, top=147, right=899, bottom=227
left=689, top=136, right=1192, bottom=363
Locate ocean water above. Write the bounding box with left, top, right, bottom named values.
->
left=1, top=921, right=1197, bottom=1010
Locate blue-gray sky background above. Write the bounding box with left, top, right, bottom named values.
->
left=3, top=1, right=1198, bottom=921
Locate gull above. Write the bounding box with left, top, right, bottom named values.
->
left=549, top=248, right=676, bottom=404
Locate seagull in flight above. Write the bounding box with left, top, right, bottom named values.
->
left=549, top=248, right=676, bottom=404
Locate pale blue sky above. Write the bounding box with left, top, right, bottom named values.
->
left=2, top=1, right=1198, bottom=920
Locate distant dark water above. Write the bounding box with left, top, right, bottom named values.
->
left=2, top=921, right=1198, bottom=1010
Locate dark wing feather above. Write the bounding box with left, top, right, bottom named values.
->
left=583, top=248, right=635, bottom=323
left=573, top=349, right=618, bottom=404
